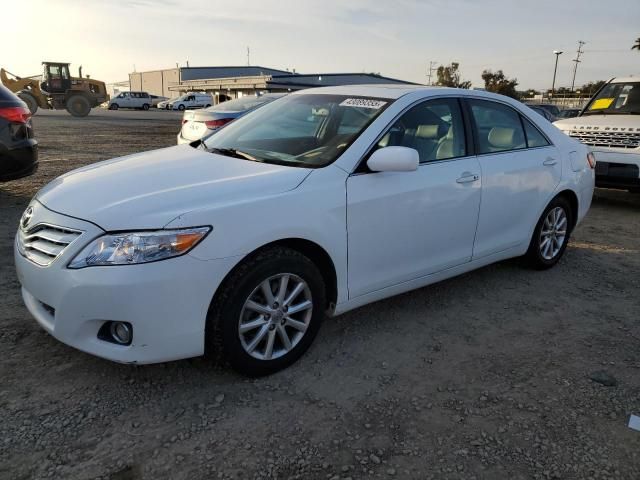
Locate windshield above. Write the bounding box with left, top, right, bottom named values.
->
left=583, top=81, right=640, bottom=115
left=203, top=94, right=390, bottom=167
left=211, top=95, right=278, bottom=112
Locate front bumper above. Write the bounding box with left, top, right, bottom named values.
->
left=591, top=149, right=640, bottom=190
left=14, top=201, right=240, bottom=364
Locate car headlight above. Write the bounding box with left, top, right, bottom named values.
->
left=68, top=227, right=211, bottom=268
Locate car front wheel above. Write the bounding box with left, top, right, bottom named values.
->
left=525, top=196, right=573, bottom=269
left=206, top=247, right=326, bottom=376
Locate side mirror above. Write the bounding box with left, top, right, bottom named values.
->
left=367, top=146, right=419, bottom=172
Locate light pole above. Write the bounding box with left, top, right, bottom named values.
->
left=551, top=50, right=563, bottom=98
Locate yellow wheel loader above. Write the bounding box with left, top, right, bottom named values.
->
left=1, top=62, right=109, bottom=117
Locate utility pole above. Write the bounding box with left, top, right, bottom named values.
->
left=427, top=61, right=437, bottom=85
left=570, top=40, right=586, bottom=92
left=247, top=47, right=250, bottom=66
left=551, top=50, right=563, bottom=98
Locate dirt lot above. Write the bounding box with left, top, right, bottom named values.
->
left=1, top=111, right=639, bottom=480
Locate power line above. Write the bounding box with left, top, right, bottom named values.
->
left=427, top=61, right=437, bottom=85
left=570, top=40, right=586, bottom=92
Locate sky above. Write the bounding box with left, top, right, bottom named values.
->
left=3, top=0, right=639, bottom=91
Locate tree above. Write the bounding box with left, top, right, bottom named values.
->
left=481, top=69, right=519, bottom=98
left=579, top=80, right=606, bottom=96
left=436, top=63, right=471, bottom=89
left=632, top=37, right=640, bottom=51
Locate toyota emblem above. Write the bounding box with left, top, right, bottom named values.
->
left=21, top=206, right=34, bottom=230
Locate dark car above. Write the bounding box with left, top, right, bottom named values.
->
left=0, top=84, right=38, bottom=181
left=557, top=108, right=580, bottom=119
left=527, top=105, right=558, bottom=122
left=534, top=103, right=561, bottom=117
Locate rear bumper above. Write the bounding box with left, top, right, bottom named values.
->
left=0, top=139, right=38, bottom=181
left=177, top=130, right=215, bottom=145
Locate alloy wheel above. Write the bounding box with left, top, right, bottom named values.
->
left=238, top=273, right=313, bottom=361
left=539, top=206, right=567, bottom=260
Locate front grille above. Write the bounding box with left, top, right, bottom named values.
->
left=18, top=224, right=82, bottom=266
left=568, top=130, right=640, bottom=149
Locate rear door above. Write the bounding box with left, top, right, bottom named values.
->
left=346, top=97, right=482, bottom=297
left=466, top=98, right=561, bottom=258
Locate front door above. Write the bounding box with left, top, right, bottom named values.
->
left=346, top=98, right=482, bottom=298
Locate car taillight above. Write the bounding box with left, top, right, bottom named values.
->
left=587, top=152, right=596, bottom=169
left=0, top=106, right=31, bottom=124
left=204, top=118, right=233, bottom=129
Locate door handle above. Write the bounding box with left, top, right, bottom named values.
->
left=456, top=172, right=479, bottom=184
left=543, top=157, right=558, bottom=166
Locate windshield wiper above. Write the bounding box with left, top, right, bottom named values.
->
left=209, top=147, right=261, bottom=162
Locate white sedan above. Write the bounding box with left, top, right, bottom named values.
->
left=15, top=85, right=594, bottom=375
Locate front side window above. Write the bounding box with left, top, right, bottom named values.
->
left=583, top=82, right=640, bottom=115
left=374, top=98, right=466, bottom=162
left=469, top=99, right=526, bottom=154
left=203, top=94, right=389, bottom=168
left=48, top=65, right=61, bottom=78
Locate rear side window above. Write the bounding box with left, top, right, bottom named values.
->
left=522, top=117, right=550, bottom=148
left=469, top=99, right=526, bottom=154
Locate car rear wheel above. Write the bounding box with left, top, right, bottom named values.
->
left=524, top=196, right=573, bottom=270
left=206, top=247, right=325, bottom=376
left=142, top=103, right=150, bottom=111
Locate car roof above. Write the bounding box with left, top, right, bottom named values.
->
left=291, top=84, right=520, bottom=103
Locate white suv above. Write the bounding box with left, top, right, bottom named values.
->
left=169, top=92, right=212, bottom=111
left=554, top=76, right=640, bottom=192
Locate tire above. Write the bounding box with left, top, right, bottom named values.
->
left=178, top=104, right=185, bottom=111
left=18, top=93, right=39, bottom=115
left=142, top=103, right=150, bottom=111
left=65, top=95, right=91, bottom=117
left=206, top=247, right=326, bottom=376
left=109, top=103, right=119, bottom=110
left=205, top=104, right=211, bottom=108
left=524, top=196, right=573, bottom=270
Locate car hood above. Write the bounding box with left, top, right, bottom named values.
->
left=36, top=145, right=312, bottom=231
left=554, top=114, right=640, bottom=131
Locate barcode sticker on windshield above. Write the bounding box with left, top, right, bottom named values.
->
left=340, top=98, right=387, bottom=109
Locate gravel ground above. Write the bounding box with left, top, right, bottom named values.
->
left=1, top=112, right=639, bottom=480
